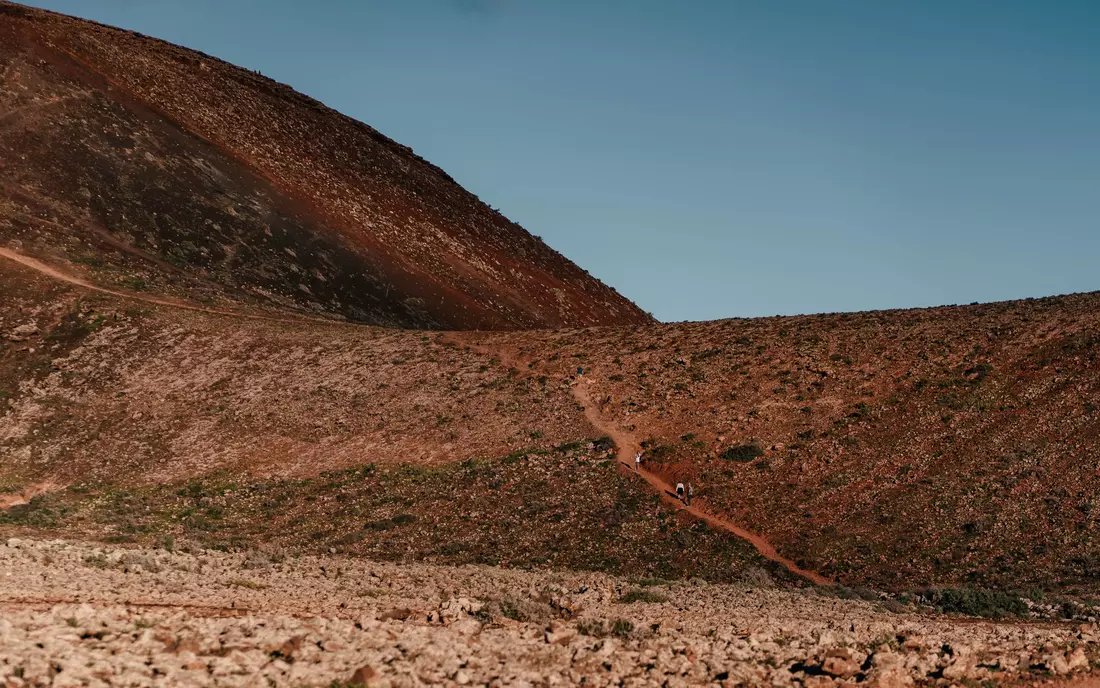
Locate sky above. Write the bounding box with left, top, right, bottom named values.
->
left=23, top=1, right=1100, bottom=322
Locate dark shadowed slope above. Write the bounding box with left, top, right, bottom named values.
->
left=0, top=1, right=652, bottom=329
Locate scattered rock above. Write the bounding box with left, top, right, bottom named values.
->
left=378, top=608, right=413, bottom=621
left=821, top=654, right=860, bottom=678
left=349, top=665, right=377, bottom=685
left=8, top=322, right=38, bottom=340
left=0, top=538, right=1092, bottom=686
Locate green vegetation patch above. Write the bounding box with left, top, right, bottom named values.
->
left=0, top=496, right=66, bottom=528
left=619, top=589, right=668, bottom=604
left=720, top=443, right=764, bottom=463
left=916, top=587, right=1029, bottom=619
left=0, top=442, right=795, bottom=586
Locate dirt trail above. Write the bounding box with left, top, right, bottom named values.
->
left=0, top=481, right=60, bottom=509
left=451, top=335, right=832, bottom=586
left=571, top=381, right=832, bottom=586
left=0, top=247, right=345, bottom=326
left=2, top=255, right=831, bottom=584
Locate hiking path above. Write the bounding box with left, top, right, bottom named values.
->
left=449, top=334, right=833, bottom=586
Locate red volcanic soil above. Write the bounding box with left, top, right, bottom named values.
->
left=5, top=221, right=1100, bottom=594
left=0, top=1, right=652, bottom=330
left=7, top=3, right=1100, bottom=604
left=480, top=291, right=1100, bottom=592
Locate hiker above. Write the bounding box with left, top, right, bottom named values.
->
left=675, top=482, right=685, bottom=502
left=686, top=482, right=694, bottom=506
left=634, top=451, right=642, bottom=472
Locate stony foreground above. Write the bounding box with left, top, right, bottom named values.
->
left=0, top=539, right=1097, bottom=687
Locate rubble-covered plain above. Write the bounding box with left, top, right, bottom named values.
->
left=1, top=538, right=1097, bottom=686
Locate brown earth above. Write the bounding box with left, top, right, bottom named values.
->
left=1, top=250, right=803, bottom=588
left=0, top=0, right=651, bottom=330
left=4, top=247, right=1100, bottom=599
left=477, top=295, right=1100, bottom=593
left=5, top=5, right=1100, bottom=683
left=447, top=331, right=832, bottom=585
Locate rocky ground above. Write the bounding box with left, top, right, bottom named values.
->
left=1, top=538, right=1098, bottom=687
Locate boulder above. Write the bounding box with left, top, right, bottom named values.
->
left=349, top=665, right=377, bottom=685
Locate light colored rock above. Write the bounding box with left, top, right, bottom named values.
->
left=0, top=538, right=1093, bottom=687
left=8, top=322, right=39, bottom=339
left=821, top=655, right=860, bottom=678
left=1068, top=646, right=1090, bottom=671
left=349, top=665, right=377, bottom=685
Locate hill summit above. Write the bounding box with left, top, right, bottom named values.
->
left=0, top=1, right=651, bottom=329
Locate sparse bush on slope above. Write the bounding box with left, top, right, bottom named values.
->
left=917, top=588, right=1029, bottom=619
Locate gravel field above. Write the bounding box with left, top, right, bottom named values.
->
left=1, top=538, right=1097, bottom=686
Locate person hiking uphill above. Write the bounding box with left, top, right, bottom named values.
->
left=675, top=482, right=685, bottom=503
left=634, top=451, right=642, bottom=472
left=686, top=482, right=694, bottom=506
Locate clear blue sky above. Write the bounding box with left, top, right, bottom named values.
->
left=23, top=1, right=1100, bottom=321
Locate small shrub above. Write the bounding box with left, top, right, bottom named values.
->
left=640, top=439, right=675, bottom=462
left=739, top=566, right=775, bottom=587
left=881, top=598, right=910, bottom=614
left=499, top=599, right=525, bottom=622
left=0, top=496, right=61, bottom=527
left=578, top=618, right=634, bottom=638
left=611, top=619, right=634, bottom=637
left=720, top=443, right=764, bottom=463
left=916, top=587, right=1028, bottom=619
left=364, top=514, right=417, bottom=531
left=619, top=589, right=667, bottom=604
left=83, top=554, right=109, bottom=569
left=828, top=585, right=880, bottom=601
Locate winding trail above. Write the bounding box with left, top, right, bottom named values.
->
left=3, top=249, right=831, bottom=585
left=571, top=379, right=832, bottom=586
left=0, top=248, right=346, bottom=326
left=450, top=335, right=832, bottom=586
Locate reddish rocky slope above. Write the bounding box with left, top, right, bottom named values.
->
left=483, top=293, right=1100, bottom=591
left=4, top=249, right=1100, bottom=592
left=0, top=1, right=651, bottom=329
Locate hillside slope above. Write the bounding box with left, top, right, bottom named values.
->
left=482, top=294, right=1100, bottom=592
left=0, top=1, right=651, bottom=329
left=4, top=248, right=1100, bottom=593
left=0, top=259, right=788, bottom=585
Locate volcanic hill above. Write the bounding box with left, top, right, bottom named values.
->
left=5, top=0, right=1100, bottom=671
left=0, top=1, right=650, bottom=330
left=6, top=4, right=1100, bottom=686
